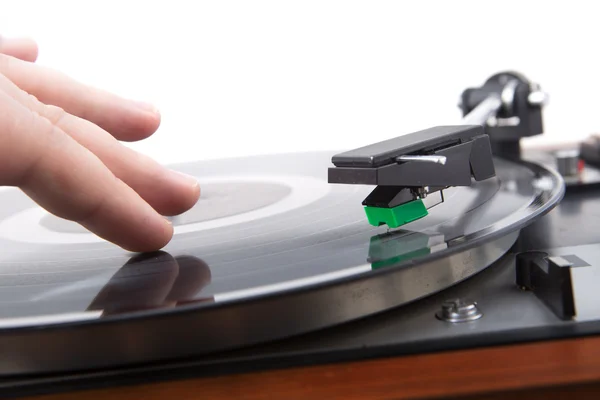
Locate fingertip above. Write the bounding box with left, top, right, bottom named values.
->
left=194, top=180, right=201, bottom=201
left=132, top=101, right=162, bottom=137
left=0, top=36, right=39, bottom=62
left=177, top=180, right=201, bottom=213
left=19, top=37, right=39, bottom=62
left=188, top=179, right=201, bottom=207
left=156, top=173, right=201, bottom=216
left=24, top=38, right=38, bottom=62
left=149, top=217, right=175, bottom=250
left=120, top=217, right=174, bottom=253
left=116, top=105, right=162, bottom=142
left=140, top=109, right=162, bottom=139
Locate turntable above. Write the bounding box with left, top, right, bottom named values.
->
left=3, top=71, right=600, bottom=399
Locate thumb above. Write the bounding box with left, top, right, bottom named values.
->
left=0, top=35, right=38, bottom=62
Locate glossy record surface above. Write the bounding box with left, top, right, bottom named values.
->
left=0, top=151, right=563, bottom=375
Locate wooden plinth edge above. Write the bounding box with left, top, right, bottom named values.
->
left=23, top=335, right=600, bottom=400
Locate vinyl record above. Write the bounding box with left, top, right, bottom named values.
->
left=0, top=151, right=563, bottom=375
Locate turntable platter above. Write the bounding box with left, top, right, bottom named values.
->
left=0, top=152, right=563, bottom=375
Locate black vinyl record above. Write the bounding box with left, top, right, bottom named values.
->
left=0, top=151, right=563, bottom=376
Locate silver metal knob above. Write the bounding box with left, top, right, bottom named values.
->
left=436, top=298, right=483, bottom=323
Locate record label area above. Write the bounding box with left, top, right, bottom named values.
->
left=0, top=176, right=328, bottom=245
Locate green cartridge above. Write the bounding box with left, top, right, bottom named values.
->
left=364, top=199, right=428, bottom=228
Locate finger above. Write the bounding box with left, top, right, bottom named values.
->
left=0, top=73, right=200, bottom=216
left=45, top=112, right=200, bottom=216
left=0, top=36, right=38, bottom=62
left=0, top=53, right=160, bottom=142
left=0, top=90, right=173, bottom=252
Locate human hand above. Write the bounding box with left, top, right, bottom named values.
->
left=0, top=36, right=200, bottom=252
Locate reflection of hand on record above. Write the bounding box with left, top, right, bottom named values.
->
left=88, top=252, right=213, bottom=316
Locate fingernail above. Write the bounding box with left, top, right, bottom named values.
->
left=163, top=216, right=174, bottom=236
left=172, top=171, right=199, bottom=189
left=134, top=101, right=160, bottom=115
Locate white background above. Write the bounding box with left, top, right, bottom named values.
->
left=1, top=0, right=598, bottom=165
